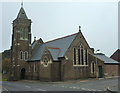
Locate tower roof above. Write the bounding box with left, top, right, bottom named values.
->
left=17, top=7, right=28, bottom=19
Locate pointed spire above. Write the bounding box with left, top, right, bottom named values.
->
left=79, top=26, right=81, bottom=32
left=21, top=2, right=23, bottom=8
left=17, top=3, right=28, bottom=19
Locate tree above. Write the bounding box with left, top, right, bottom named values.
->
left=2, top=58, right=11, bottom=74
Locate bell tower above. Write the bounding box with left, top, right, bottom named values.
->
left=11, top=3, right=32, bottom=80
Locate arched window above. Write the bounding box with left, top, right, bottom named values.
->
left=73, top=44, right=88, bottom=66
left=24, top=51, right=28, bottom=60
left=81, top=46, right=84, bottom=65
left=85, top=49, right=88, bottom=65
left=78, top=47, right=80, bottom=65
left=24, top=30, right=28, bottom=40
left=20, top=51, right=23, bottom=60
left=20, top=28, right=28, bottom=40
left=33, top=63, right=36, bottom=72
left=20, top=28, right=24, bottom=40
left=91, top=62, right=95, bottom=73
left=73, top=48, right=76, bottom=65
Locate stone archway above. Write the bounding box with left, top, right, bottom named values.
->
left=20, top=68, right=26, bottom=80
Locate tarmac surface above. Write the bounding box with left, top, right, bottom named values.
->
left=2, top=76, right=119, bottom=92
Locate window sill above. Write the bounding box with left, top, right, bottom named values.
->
left=20, top=39, right=28, bottom=41
left=73, top=65, right=88, bottom=67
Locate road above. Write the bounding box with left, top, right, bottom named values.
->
left=2, top=77, right=119, bottom=92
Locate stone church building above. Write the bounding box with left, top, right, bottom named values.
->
left=10, top=5, right=104, bottom=81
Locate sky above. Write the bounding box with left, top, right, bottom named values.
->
left=1, top=1, right=119, bottom=57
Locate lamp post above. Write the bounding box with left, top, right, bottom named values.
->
left=95, top=49, right=100, bottom=78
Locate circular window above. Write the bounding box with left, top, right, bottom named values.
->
left=43, top=57, right=49, bottom=66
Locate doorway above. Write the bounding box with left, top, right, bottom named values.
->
left=98, top=66, right=103, bottom=78
left=21, top=68, right=26, bottom=79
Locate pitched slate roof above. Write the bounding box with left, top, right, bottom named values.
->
left=110, top=49, right=120, bottom=62
left=29, top=33, right=78, bottom=61
left=94, top=53, right=119, bottom=64
left=17, top=7, right=28, bottom=19
left=32, top=40, right=38, bottom=49
left=48, top=47, right=61, bottom=60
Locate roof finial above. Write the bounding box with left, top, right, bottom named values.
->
left=79, top=26, right=81, bottom=32
left=34, top=36, right=36, bottom=41
left=21, top=1, right=23, bottom=8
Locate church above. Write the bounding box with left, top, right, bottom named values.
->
left=9, top=5, right=104, bottom=81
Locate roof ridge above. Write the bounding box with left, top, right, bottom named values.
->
left=45, top=32, right=78, bottom=44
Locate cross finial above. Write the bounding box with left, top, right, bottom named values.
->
left=79, top=26, right=81, bottom=32
left=21, top=2, right=23, bottom=7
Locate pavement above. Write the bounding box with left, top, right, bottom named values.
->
left=106, top=77, right=120, bottom=93
left=2, top=76, right=119, bottom=92
left=21, top=78, right=98, bottom=84
left=107, top=86, right=118, bottom=93
left=105, top=76, right=119, bottom=93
